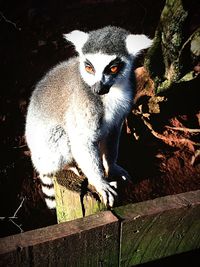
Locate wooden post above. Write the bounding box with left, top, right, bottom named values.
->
left=53, top=170, right=106, bottom=223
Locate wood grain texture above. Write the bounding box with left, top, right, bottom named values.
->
left=0, top=190, right=200, bottom=267
left=0, top=211, right=119, bottom=267
left=53, top=171, right=106, bottom=223
left=114, top=190, right=200, bottom=266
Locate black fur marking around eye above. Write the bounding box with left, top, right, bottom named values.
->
left=85, top=59, right=94, bottom=69
left=84, top=59, right=95, bottom=74
left=104, top=58, right=125, bottom=75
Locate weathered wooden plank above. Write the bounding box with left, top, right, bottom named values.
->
left=1, top=190, right=200, bottom=266
left=0, top=211, right=119, bottom=267
left=114, top=190, right=200, bottom=266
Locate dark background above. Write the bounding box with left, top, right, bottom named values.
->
left=0, top=1, right=200, bottom=266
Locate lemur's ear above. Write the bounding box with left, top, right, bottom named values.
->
left=63, top=30, right=89, bottom=53
left=126, top=34, right=152, bottom=56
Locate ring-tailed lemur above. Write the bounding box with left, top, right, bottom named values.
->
left=25, top=26, right=152, bottom=209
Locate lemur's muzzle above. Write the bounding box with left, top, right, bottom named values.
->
left=92, top=81, right=111, bottom=95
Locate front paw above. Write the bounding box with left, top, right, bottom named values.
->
left=95, top=179, right=117, bottom=207
left=109, top=164, right=132, bottom=181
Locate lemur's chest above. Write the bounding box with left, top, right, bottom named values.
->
left=103, top=86, right=132, bottom=118
left=102, top=84, right=132, bottom=129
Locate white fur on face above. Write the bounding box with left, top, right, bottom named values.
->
left=79, top=53, right=116, bottom=86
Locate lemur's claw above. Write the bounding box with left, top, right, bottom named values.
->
left=95, top=180, right=117, bottom=207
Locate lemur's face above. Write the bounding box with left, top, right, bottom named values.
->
left=79, top=53, right=130, bottom=95
left=64, top=26, right=152, bottom=95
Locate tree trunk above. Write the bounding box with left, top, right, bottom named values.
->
left=145, top=0, right=200, bottom=93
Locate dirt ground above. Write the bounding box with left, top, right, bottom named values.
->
left=0, top=0, right=199, bottom=237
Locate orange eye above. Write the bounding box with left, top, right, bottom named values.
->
left=85, top=65, right=94, bottom=74
left=110, top=65, right=118, bottom=74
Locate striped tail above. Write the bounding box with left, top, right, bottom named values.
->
left=40, top=174, right=56, bottom=209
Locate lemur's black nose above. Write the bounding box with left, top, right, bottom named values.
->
left=93, top=82, right=110, bottom=95
left=98, top=83, right=110, bottom=95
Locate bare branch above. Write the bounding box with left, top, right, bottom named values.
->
left=9, top=219, right=24, bottom=233
left=0, top=11, right=21, bottom=30
left=13, top=197, right=25, bottom=217
left=0, top=198, right=25, bottom=233
left=166, top=126, right=200, bottom=133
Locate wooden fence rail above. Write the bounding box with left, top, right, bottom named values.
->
left=0, top=190, right=200, bottom=266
